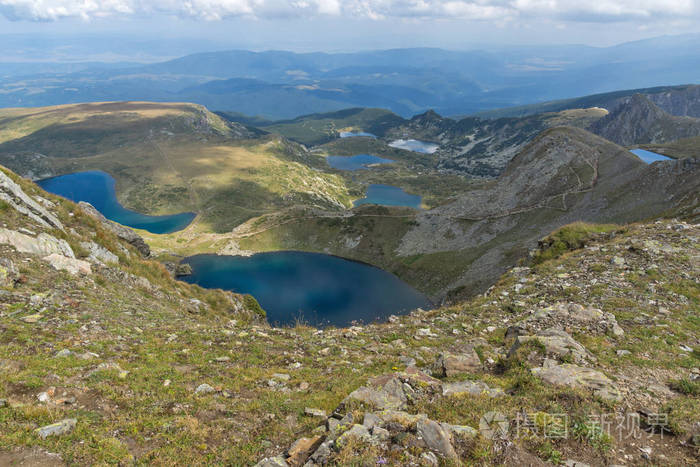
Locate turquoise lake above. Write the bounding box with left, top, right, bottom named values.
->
left=181, top=251, right=430, bottom=327
left=37, top=171, right=195, bottom=234
left=326, top=154, right=395, bottom=171
left=389, top=139, right=439, bottom=154
left=354, top=184, right=422, bottom=209
left=630, top=149, right=674, bottom=164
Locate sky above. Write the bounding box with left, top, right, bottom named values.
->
left=1, top=0, right=699, bottom=56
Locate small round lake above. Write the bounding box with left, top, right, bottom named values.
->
left=340, top=131, right=376, bottom=138
left=630, top=149, right=673, bottom=164
left=389, top=139, right=439, bottom=154
left=180, top=251, right=430, bottom=327
left=354, top=184, right=422, bottom=209
left=37, top=171, right=196, bottom=234
left=326, top=154, right=395, bottom=171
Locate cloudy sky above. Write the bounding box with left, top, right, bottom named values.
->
left=1, top=0, right=699, bottom=54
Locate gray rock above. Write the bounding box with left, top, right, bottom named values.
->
left=0, top=228, right=74, bottom=258
left=611, top=256, right=625, bottom=266
left=78, top=202, right=150, bottom=257
left=371, top=426, right=390, bottom=443
left=80, top=241, right=119, bottom=265
left=35, top=418, right=76, bottom=439
left=363, top=413, right=382, bottom=430
left=416, top=418, right=458, bottom=460
left=255, top=456, right=289, bottom=467
left=194, top=383, right=216, bottom=395
left=336, top=424, right=371, bottom=447
left=433, top=349, right=481, bottom=377
left=54, top=349, right=72, bottom=358
left=0, top=399, right=7, bottom=408
left=304, top=408, right=326, bottom=418
left=616, top=349, right=631, bottom=356
left=0, top=170, right=63, bottom=229
left=308, top=440, right=333, bottom=464
left=345, top=375, right=407, bottom=410
left=532, top=363, right=622, bottom=402
left=510, top=328, right=594, bottom=364
left=42, top=253, right=91, bottom=275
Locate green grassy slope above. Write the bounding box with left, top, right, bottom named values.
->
left=1, top=166, right=698, bottom=464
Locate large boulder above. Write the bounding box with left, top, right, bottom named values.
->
left=532, top=363, right=622, bottom=402
left=78, top=202, right=150, bottom=257
left=0, top=228, right=74, bottom=258
left=523, top=303, right=624, bottom=337
left=80, top=241, right=119, bottom=265
left=0, top=170, right=63, bottom=230
left=344, top=367, right=441, bottom=411
left=432, top=349, right=481, bottom=377
left=509, top=328, right=594, bottom=364
left=442, top=379, right=505, bottom=398
left=42, top=254, right=91, bottom=275
left=416, top=418, right=459, bottom=461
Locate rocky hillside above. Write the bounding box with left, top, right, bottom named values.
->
left=397, top=127, right=699, bottom=299
left=383, top=108, right=607, bottom=176
left=1, top=159, right=698, bottom=465
left=589, top=94, right=700, bottom=147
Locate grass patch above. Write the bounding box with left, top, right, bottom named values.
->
left=533, top=222, right=622, bottom=265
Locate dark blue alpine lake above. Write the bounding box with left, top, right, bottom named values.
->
left=37, top=170, right=195, bottom=234
left=181, top=251, right=430, bottom=327
left=326, top=154, right=395, bottom=171
left=630, top=149, right=673, bottom=164
left=354, top=184, right=422, bottom=209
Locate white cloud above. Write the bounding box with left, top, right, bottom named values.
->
left=0, top=0, right=697, bottom=22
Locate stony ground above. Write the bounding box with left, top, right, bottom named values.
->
left=1, top=164, right=699, bottom=466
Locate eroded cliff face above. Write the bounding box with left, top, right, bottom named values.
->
left=646, top=84, right=700, bottom=118
left=590, top=94, right=700, bottom=146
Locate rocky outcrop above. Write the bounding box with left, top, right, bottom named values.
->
left=0, top=169, right=63, bottom=230
left=520, top=302, right=624, bottom=337
left=432, top=349, right=481, bottom=377
left=344, top=367, right=441, bottom=411
left=78, top=202, right=150, bottom=257
left=509, top=328, right=594, bottom=364
left=80, top=241, right=119, bottom=265
left=0, top=228, right=74, bottom=258
left=42, top=253, right=91, bottom=276
left=531, top=362, right=622, bottom=402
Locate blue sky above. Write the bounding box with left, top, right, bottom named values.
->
left=1, top=1, right=699, bottom=54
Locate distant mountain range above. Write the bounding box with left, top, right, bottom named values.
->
left=229, top=84, right=700, bottom=177
left=1, top=34, right=700, bottom=118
